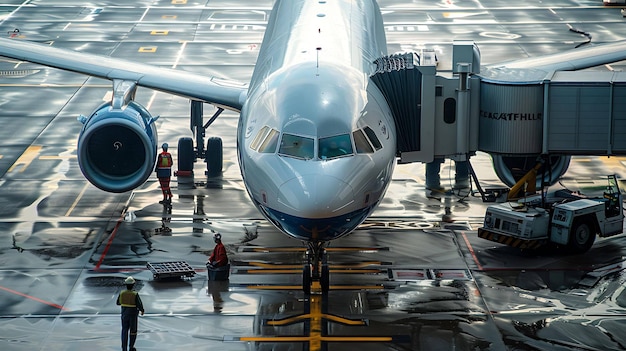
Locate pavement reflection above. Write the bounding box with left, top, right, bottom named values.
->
left=1, top=1, right=626, bottom=350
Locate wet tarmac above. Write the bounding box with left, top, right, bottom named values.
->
left=1, top=1, right=626, bottom=350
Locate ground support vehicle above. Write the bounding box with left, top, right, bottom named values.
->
left=478, top=175, right=624, bottom=253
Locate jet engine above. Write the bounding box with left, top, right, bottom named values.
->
left=491, top=154, right=571, bottom=188
left=77, top=101, right=158, bottom=193
left=479, top=79, right=571, bottom=189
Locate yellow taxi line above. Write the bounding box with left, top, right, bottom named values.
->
left=8, top=145, right=41, bottom=173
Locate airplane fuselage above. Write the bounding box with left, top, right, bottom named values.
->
left=238, top=0, right=396, bottom=242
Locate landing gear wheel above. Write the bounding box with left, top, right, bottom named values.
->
left=568, top=219, right=595, bottom=254
left=177, top=137, right=194, bottom=172
left=320, top=264, right=330, bottom=293
left=206, top=136, right=223, bottom=177
left=302, top=264, right=312, bottom=295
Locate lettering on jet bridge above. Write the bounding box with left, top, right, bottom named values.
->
left=479, top=110, right=542, bottom=121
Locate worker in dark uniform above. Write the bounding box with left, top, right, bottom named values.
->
left=116, top=276, right=145, bottom=351
left=155, top=143, right=173, bottom=204
left=425, top=158, right=469, bottom=192
left=207, top=233, right=228, bottom=268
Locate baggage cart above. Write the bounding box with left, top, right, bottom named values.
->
left=147, top=261, right=196, bottom=280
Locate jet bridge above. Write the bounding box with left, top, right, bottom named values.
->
left=371, top=42, right=481, bottom=165
left=478, top=69, right=626, bottom=155
left=371, top=41, right=626, bottom=188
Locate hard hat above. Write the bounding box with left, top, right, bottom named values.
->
left=162, top=143, right=168, bottom=150
left=213, top=233, right=222, bottom=240
left=124, top=276, right=136, bottom=285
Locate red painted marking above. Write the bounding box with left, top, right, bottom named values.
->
left=461, top=231, right=485, bottom=271
left=396, top=271, right=425, bottom=278
left=0, top=285, right=69, bottom=311
left=94, top=217, right=124, bottom=271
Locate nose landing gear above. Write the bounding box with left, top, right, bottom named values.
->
left=303, top=241, right=329, bottom=295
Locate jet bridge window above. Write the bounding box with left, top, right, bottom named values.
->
left=279, top=133, right=314, bottom=160
left=250, top=126, right=280, bottom=153
left=319, top=134, right=353, bottom=159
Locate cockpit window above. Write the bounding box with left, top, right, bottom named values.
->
left=279, top=133, right=314, bottom=159
left=259, top=129, right=279, bottom=153
left=353, top=129, right=374, bottom=153
left=250, top=126, right=280, bottom=153
left=250, top=126, right=269, bottom=150
left=363, top=126, right=382, bottom=150
left=319, top=134, right=353, bottom=159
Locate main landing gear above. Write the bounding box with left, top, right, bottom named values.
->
left=302, top=241, right=330, bottom=295
left=176, top=101, right=224, bottom=178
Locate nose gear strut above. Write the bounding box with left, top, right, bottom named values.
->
left=303, top=241, right=329, bottom=295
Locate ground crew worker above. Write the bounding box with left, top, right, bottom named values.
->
left=207, top=233, right=228, bottom=268
left=156, top=143, right=173, bottom=204
left=116, top=276, right=145, bottom=351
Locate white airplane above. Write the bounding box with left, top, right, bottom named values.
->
left=0, top=0, right=395, bottom=292
left=1, top=0, right=625, bottom=291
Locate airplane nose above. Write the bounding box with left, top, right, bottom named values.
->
left=278, top=174, right=355, bottom=217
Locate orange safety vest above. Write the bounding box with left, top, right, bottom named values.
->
left=157, top=152, right=173, bottom=169
left=119, top=290, right=138, bottom=307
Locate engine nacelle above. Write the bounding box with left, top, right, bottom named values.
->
left=77, top=101, right=158, bottom=193
left=491, top=154, right=571, bottom=188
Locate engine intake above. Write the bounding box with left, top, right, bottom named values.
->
left=77, top=101, right=158, bottom=193
left=491, top=154, right=570, bottom=188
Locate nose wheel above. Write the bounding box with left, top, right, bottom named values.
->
left=303, top=242, right=329, bottom=295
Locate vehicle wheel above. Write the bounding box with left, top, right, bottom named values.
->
left=568, top=218, right=595, bottom=254
left=178, top=137, right=194, bottom=172
left=206, top=136, right=223, bottom=177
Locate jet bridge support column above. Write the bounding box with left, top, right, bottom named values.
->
left=424, top=41, right=480, bottom=191
left=453, top=63, right=471, bottom=189
left=425, top=62, right=474, bottom=191
left=455, top=63, right=470, bottom=161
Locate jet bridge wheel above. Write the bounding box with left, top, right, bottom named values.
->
left=205, top=136, right=223, bottom=177
left=567, top=217, right=596, bottom=254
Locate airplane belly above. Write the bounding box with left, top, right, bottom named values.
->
left=260, top=204, right=375, bottom=242
left=240, top=149, right=392, bottom=240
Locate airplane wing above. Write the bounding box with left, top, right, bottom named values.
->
left=0, top=37, right=248, bottom=111
left=485, top=40, right=626, bottom=72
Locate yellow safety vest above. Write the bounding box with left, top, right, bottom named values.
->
left=119, top=290, right=138, bottom=307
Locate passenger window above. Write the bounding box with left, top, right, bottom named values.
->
left=363, top=126, right=382, bottom=150
left=259, top=129, right=279, bottom=153
left=319, top=134, right=353, bottom=159
left=279, top=133, right=314, bottom=159
left=353, top=129, right=374, bottom=153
